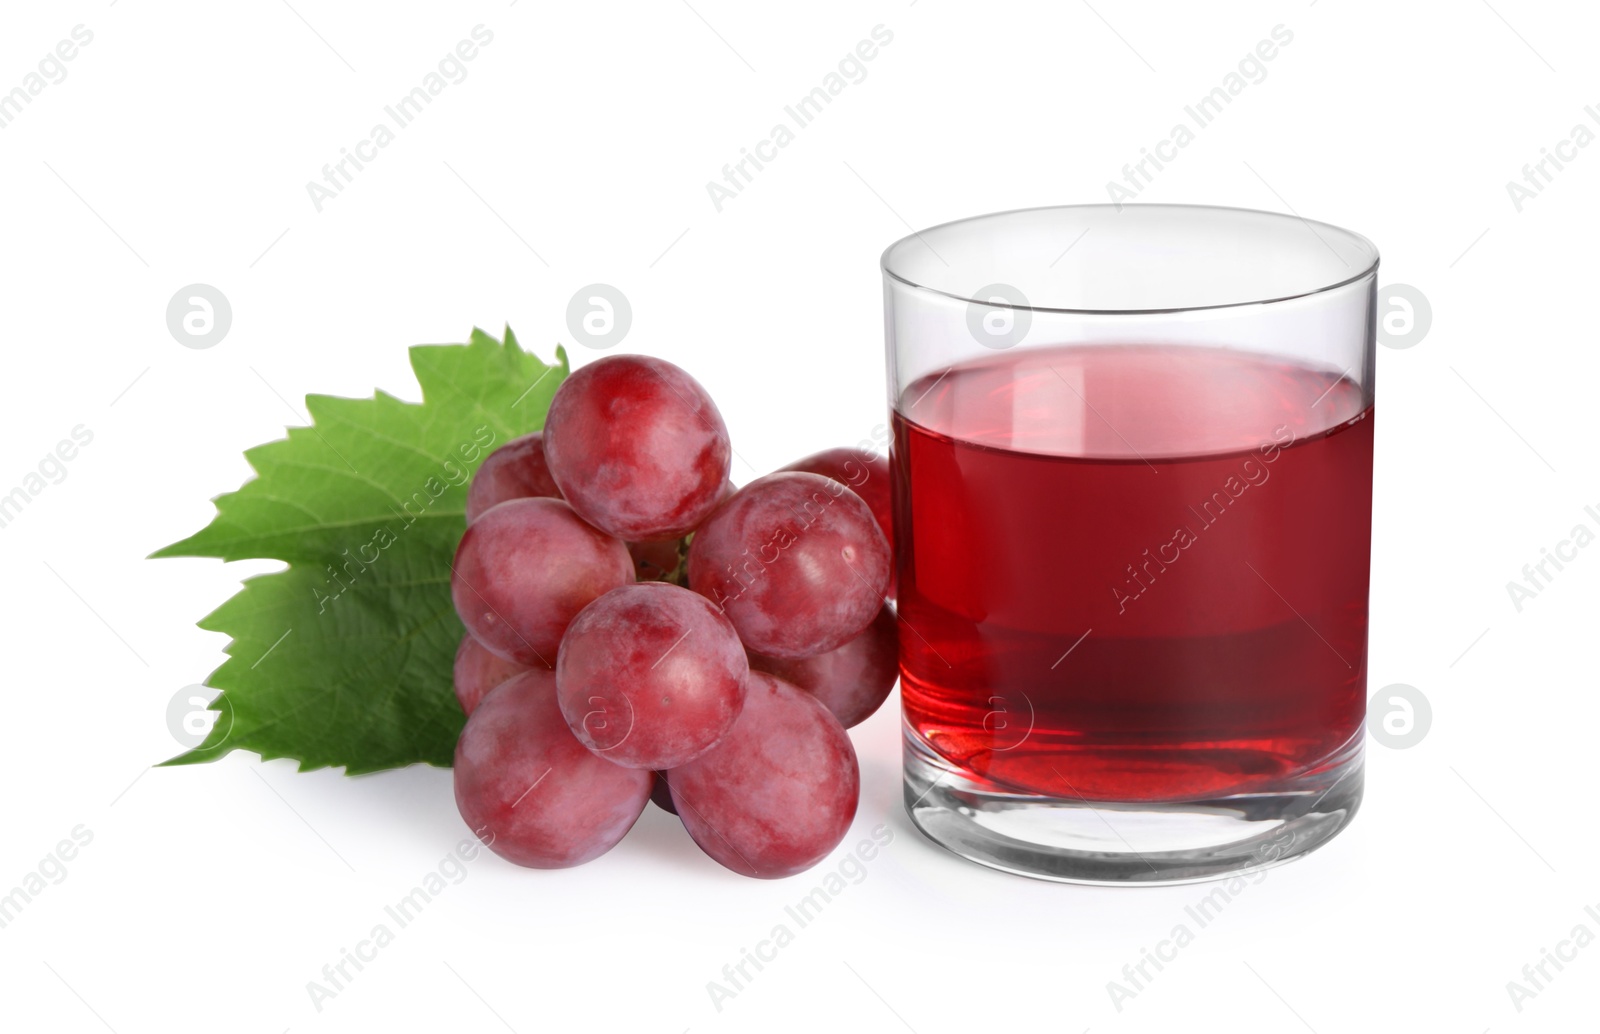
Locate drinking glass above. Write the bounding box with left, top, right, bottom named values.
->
left=884, top=204, right=1377, bottom=884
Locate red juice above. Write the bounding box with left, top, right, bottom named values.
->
left=893, top=344, right=1372, bottom=803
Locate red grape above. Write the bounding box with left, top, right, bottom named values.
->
left=780, top=447, right=892, bottom=554
left=453, top=634, right=532, bottom=715
left=450, top=497, right=632, bottom=666
left=454, top=670, right=651, bottom=868
left=465, top=432, right=561, bottom=523
left=747, top=605, right=898, bottom=728
left=668, top=672, right=859, bottom=879
left=687, top=471, right=890, bottom=658
left=556, top=583, right=747, bottom=769
left=543, top=355, right=732, bottom=540
left=649, top=771, right=677, bottom=815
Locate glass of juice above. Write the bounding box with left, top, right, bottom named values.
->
left=884, top=204, right=1377, bottom=884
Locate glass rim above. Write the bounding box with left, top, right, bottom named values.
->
left=880, top=202, right=1381, bottom=316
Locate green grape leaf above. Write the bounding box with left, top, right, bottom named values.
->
left=154, top=327, right=568, bottom=773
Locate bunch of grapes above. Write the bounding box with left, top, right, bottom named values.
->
left=448, top=355, right=897, bottom=879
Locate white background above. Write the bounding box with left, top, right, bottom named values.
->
left=1, top=1, right=1595, bottom=1031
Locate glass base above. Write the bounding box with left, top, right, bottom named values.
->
left=903, top=724, right=1362, bottom=886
